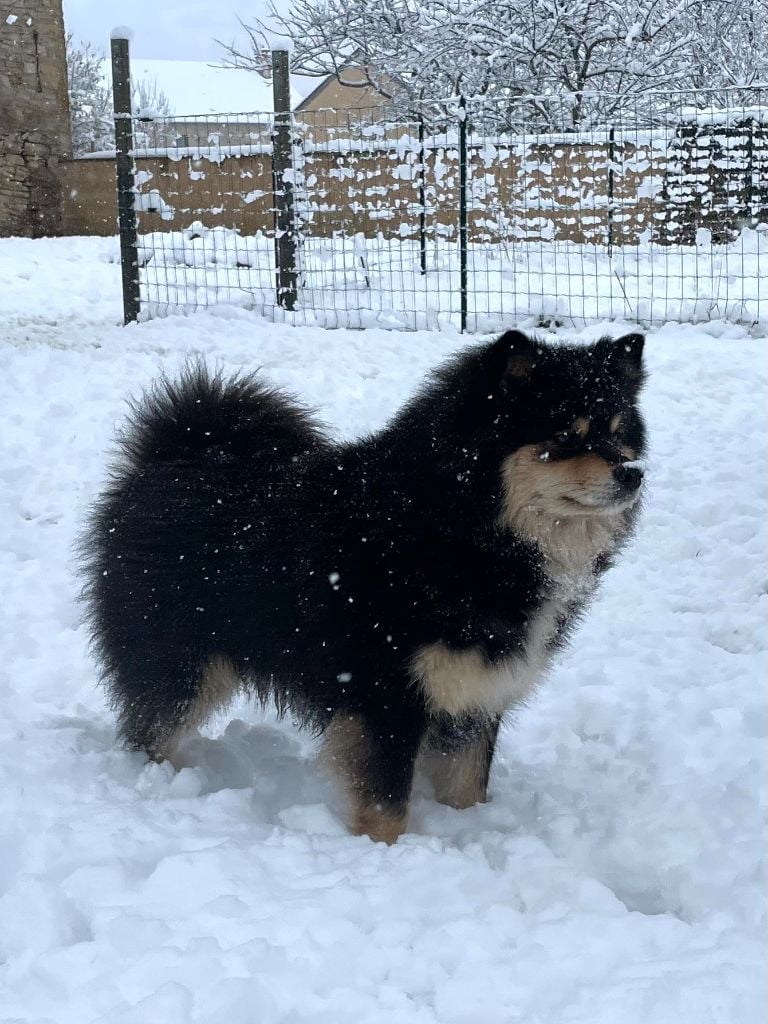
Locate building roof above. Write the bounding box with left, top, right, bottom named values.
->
left=104, top=58, right=316, bottom=116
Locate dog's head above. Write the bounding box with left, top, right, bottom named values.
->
left=477, top=331, right=647, bottom=525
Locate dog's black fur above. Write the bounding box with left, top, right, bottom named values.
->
left=80, top=330, right=646, bottom=842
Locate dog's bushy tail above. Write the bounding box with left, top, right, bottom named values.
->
left=77, top=361, right=326, bottom=712
left=117, top=360, right=326, bottom=468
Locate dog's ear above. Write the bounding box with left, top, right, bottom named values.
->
left=595, top=333, right=645, bottom=383
left=491, top=331, right=540, bottom=390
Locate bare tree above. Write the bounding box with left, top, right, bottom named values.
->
left=67, top=35, right=175, bottom=154
left=130, top=77, right=177, bottom=149
left=439, top=0, right=707, bottom=128
left=685, top=0, right=768, bottom=99
left=132, top=78, right=174, bottom=120
left=66, top=34, right=113, bottom=154
left=220, top=0, right=493, bottom=111
left=222, top=0, right=766, bottom=130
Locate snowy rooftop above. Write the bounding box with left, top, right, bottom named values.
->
left=103, top=58, right=317, bottom=116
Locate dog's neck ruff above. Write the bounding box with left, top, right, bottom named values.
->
left=496, top=446, right=633, bottom=587
left=410, top=502, right=628, bottom=722
left=508, top=504, right=626, bottom=587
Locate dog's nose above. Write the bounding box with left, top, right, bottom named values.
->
left=613, top=463, right=643, bottom=491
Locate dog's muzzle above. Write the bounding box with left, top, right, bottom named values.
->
left=612, top=462, right=644, bottom=494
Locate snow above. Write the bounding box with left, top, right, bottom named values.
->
left=0, top=235, right=765, bottom=1023
left=133, top=188, right=175, bottom=220
left=260, top=31, right=295, bottom=55
left=131, top=225, right=767, bottom=333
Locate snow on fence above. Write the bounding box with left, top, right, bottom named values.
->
left=107, top=85, right=767, bottom=331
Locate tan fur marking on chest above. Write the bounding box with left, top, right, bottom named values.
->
left=410, top=596, right=570, bottom=717
left=411, top=448, right=631, bottom=719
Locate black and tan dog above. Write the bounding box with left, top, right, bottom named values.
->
left=81, top=330, right=646, bottom=843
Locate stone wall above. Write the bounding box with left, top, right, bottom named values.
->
left=0, top=1, right=71, bottom=237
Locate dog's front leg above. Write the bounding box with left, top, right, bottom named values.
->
left=323, top=705, right=425, bottom=844
left=421, top=712, right=501, bottom=809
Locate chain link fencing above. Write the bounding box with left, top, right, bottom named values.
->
left=117, top=85, right=767, bottom=331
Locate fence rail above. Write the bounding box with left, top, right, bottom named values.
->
left=105, top=63, right=767, bottom=330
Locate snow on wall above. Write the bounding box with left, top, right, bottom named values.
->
left=66, top=114, right=768, bottom=251
left=61, top=109, right=768, bottom=328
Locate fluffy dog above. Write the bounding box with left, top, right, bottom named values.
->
left=81, top=330, right=646, bottom=842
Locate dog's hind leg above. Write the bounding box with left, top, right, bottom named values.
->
left=111, top=653, right=241, bottom=767
left=323, top=707, right=426, bottom=844
left=420, top=713, right=501, bottom=809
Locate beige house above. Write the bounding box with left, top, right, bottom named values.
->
left=297, top=67, right=387, bottom=114
left=99, top=62, right=396, bottom=151
left=295, top=67, right=392, bottom=142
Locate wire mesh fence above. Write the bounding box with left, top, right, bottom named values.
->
left=120, top=85, right=768, bottom=331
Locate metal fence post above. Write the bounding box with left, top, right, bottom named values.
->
left=418, top=115, right=427, bottom=275
left=745, top=110, right=756, bottom=227
left=110, top=33, right=141, bottom=325
left=271, top=48, right=298, bottom=311
left=607, top=126, right=615, bottom=257
left=458, top=95, right=468, bottom=333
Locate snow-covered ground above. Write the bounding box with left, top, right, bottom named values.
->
left=1, top=236, right=765, bottom=1023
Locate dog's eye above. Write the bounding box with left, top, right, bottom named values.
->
left=554, top=429, right=575, bottom=445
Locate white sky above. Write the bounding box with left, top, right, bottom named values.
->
left=62, top=0, right=275, bottom=60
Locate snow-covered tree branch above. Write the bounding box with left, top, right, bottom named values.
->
left=66, top=36, right=175, bottom=155
left=222, top=0, right=768, bottom=129
left=66, top=35, right=114, bottom=155
left=685, top=0, right=768, bottom=97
